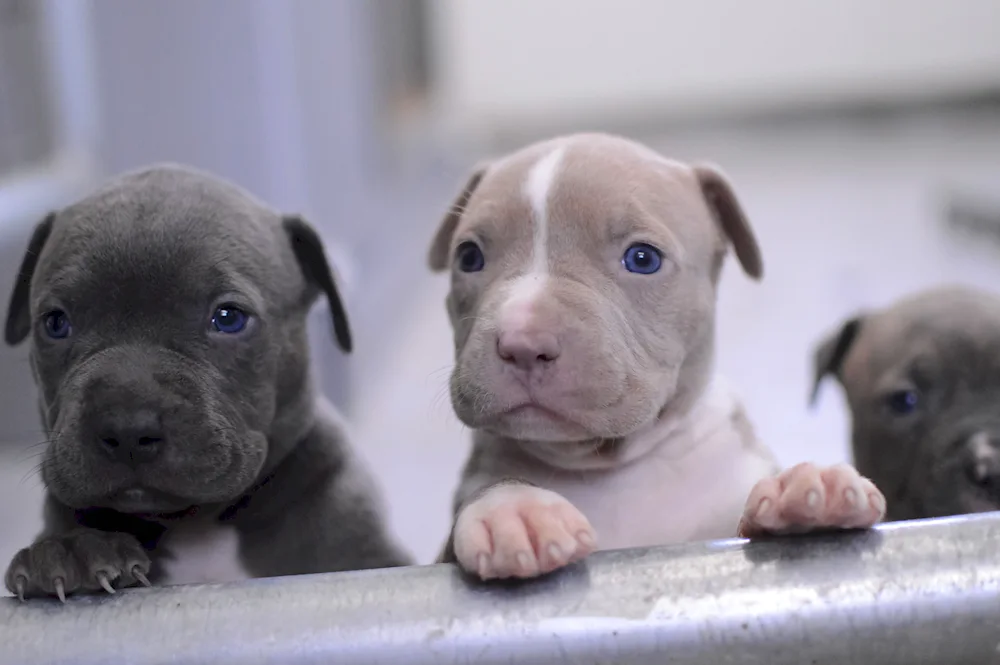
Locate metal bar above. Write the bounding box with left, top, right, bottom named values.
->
left=3, top=513, right=1000, bottom=665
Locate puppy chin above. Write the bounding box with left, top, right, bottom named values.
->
left=103, top=487, right=194, bottom=515
left=44, top=451, right=265, bottom=515
left=488, top=405, right=594, bottom=443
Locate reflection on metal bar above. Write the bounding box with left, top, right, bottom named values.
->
left=3, top=513, right=1000, bottom=665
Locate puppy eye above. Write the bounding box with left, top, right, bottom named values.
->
left=885, top=389, right=919, bottom=415
left=211, top=304, right=250, bottom=334
left=455, top=241, right=485, bottom=273
left=43, top=310, right=72, bottom=339
left=622, top=243, right=662, bottom=274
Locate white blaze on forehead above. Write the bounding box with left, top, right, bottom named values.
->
left=523, top=144, right=567, bottom=275
left=498, top=144, right=567, bottom=329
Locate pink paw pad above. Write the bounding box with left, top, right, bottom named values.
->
left=738, top=462, right=886, bottom=537
left=453, top=485, right=597, bottom=580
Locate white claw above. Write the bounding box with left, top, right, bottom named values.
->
left=96, top=571, right=115, bottom=594
left=132, top=568, right=151, bottom=587
left=53, top=577, right=66, bottom=603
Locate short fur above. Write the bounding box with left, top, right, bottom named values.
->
left=3, top=164, right=409, bottom=599
left=812, top=285, right=1000, bottom=521
left=429, top=133, right=883, bottom=579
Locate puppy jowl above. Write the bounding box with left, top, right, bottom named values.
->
left=430, top=133, right=886, bottom=580
left=4, top=164, right=408, bottom=600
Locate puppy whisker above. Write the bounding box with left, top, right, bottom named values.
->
left=19, top=460, right=47, bottom=487
left=430, top=384, right=454, bottom=417
left=15, top=448, right=51, bottom=465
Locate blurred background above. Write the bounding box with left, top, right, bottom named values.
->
left=2, top=0, right=1000, bottom=568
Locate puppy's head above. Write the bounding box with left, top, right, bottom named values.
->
left=812, top=286, right=1000, bottom=520
left=429, top=133, right=761, bottom=466
left=5, top=164, right=351, bottom=515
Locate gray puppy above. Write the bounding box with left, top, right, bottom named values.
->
left=3, top=164, right=410, bottom=600
left=812, top=285, right=1000, bottom=521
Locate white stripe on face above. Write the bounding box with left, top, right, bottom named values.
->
left=523, top=144, right=567, bottom=275
left=498, top=145, right=567, bottom=328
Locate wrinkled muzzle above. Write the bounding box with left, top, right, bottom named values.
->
left=41, top=345, right=267, bottom=512
left=450, top=276, right=675, bottom=442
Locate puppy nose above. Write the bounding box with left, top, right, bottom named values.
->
left=497, top=330, right=561, bottom=370
left=96, top=410, right=164, bottom=466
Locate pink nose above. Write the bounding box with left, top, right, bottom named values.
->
left=497, top=329, right=561, bottom=371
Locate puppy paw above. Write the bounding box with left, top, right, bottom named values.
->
left=5, top=529, right=152, bottom=601
left=453, top=484, right=597, bottom=580
left=738, top=462, right=886, bottom=537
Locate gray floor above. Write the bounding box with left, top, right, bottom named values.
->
left=2, top=107, right=1000, bottom=570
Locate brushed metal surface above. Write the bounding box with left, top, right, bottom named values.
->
left=2, top=513, right=999, bottom=664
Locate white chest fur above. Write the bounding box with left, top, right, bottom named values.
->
left=521, top=378, right=777, bottom=550
left=158, top=523, right=253, bottom=587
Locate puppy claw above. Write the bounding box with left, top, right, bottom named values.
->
left=476, top=553, right=490, bottom=578
left=96, top=572, right=115, bottom=595
left=132, top=568, right=151, bottom=587
left=869, top=492, right=886, bottom=518
left=54, top=577, right=66, bottom=603
left=14, top=576, right=25, bottom=602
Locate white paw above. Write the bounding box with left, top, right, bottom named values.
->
left=738, top=462, right=886, bottom=537
left=453, top=484, right=597, bottom=580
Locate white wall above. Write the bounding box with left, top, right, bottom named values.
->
left=428, top=0, right=1000, bottom=137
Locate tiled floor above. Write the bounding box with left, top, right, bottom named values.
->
left=2, top=108, right=1000, bottom=572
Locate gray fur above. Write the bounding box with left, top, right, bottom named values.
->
left=3, top=164, right=409, bottom=599
left=812, top=285, right=1000, bottom=522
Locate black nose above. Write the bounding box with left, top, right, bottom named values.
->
left=95, top=409, right=164, bottom=466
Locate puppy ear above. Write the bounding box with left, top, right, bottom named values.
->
left=810, top=315, right=865, bottom=406
left=283, top=215, right=353, bottom=354
left=5, top=212, right=56, bottom=346
left=428, top=165, right=488, bottom=272
left=693, top=164, right=763, bottom=280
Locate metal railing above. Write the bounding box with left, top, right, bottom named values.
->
left=3, top=512, right=999, bottom=664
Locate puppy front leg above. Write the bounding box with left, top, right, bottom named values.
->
left=440, top=478, right=597, bottom=580
left=229, top=442, right=413, bottom=576
left=738, top=462, right=887, bottom=537
left=5, top=497, right=151, bottom=601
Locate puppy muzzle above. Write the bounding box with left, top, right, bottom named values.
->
left=42, top=345, right=267, bottom=512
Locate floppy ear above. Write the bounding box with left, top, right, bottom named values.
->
left=283, top=215, right=353, bottom=354
left=5, top=212, right=56, bottom=346
left=428, top=165, right=488, bottom=272
left=693, top=164, right=763, bottom=280
left=810, top=315, right=865, bottom=406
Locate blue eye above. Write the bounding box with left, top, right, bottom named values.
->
left=211, top=304, right=249, bottom=334
left=43, top=310, right=72, bottom=339
left=622, top=243, right=662, bottom=274
left=456, top=241, right=485, bottom=272
left=886, top=389, right=919, bottom=415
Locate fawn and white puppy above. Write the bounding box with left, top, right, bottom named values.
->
left=429, top=133, right=886, bottom=579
